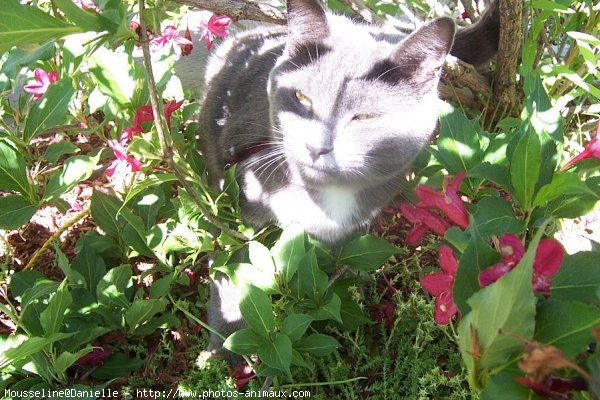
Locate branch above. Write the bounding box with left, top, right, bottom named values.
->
left=336, top=0, right=385, bottom=26
left=171, top=0, right=286, bottom=24
left=493, top=0, right=523, bottom=116
left=439, top=57, right=493, bottom=110
left=140, top=0, right=248, bottom=242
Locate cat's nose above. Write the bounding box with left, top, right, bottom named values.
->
left=306, top=144, right=333, bottom=161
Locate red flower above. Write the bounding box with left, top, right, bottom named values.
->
left=562, top=121, right=600, bottom=170
left=419, top=245, right=459, bottom=325
left=76, top=347, right=112, bottom=366
left=106, top=140, right=142, bottom=177
left=400, top=203, right=452, bottom=245
left=151, top=25, right=193, bottom=59
left=415, top=171, right=469, bottom=229
left=180, top=26, right=194, bottom=57
left=231, top=363, right=256, bottom=389
left=370, top=300, right=395, bottom=332
left=163, top=99, right=184, bottom=132
left=24, top=68, right=58, bottom=100
left=200, top=13, right=232, bottom=49
left=478, top=235, right=564, bottom=295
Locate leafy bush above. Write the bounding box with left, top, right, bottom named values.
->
left=0, top=0, right=598, bottom=398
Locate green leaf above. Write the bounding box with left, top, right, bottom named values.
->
left=291, top=350, right=311, bottom=369
left=257, top=333, right=292, bottom=377
left=0, top=0, right=83, bottom=53
left=88, top=46, right=135, bottom=106
left=551, top=251, right=600, bottom=304
left=96, top=265, right=133, bottom=308
left=43, top=152, right=102, bottom=202
left=453, top=234, right=500, bottom=314
left=0, top=333, right=73, bottom=370
left=481, top=369, right=542, bottom=400
left=298, top=248, right=328, bottom=301
left=71, top=244, right=106, bottom=293
left=533, top=172, right=598, bottom=208
left=436, top=102, right=483, bottom=173
left=339, top=234, right=398, bottom=272
left=534, top=300, right=600, bottom=359
left=239, top=285, right=275, bottom=339
left=0, top=141, right=31, bottom=196
left=308, top=293, right=342, bottom=323
left=509, top=126, right=541, bottom=210
left=0, top=195, right=37, bottom=229
left=54, top=348, right=93, bottom=376
left=39, top=280, right=72, bottom=337
left=272, top=225, right=305, bottom=283
left=248, top=241, right=276, bottom=285
left=472, top=197, right=525, bottom=239
left=458, top=228, right=543, bottom=387
left=125, top=299, right=167, bottom=331
left=43, top=141, right=80, bottom=164
left=223, top=328, right=268, bottom=355
left=216, top=262, right=277, bottom=293
left=281, top=314, right=313, bottom=342
left=23, top=78, right=77, bottom=142
left=148, top=275, right=173, bottom=299
left=90, top=352, right=144, bottom=379
left=467, top=163, right=510, bottom=191
left=133, top=312, right=179, bottom=336
left=53, top=0, right=118, bottom=32
left=121, top=210, right=154, bottom=257
left=90, top=190, right=123, bottom=237
left=294, top=333, right=340, bottom=356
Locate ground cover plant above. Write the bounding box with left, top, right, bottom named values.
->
left=0, top=0, right=599, bottom=399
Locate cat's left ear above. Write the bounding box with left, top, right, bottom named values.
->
left=391, top=17, right=455, bottom=86
left=286, top=0, right=330, bottom=53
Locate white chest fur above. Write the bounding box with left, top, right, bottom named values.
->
left=269, top=185, right=359, bottom=242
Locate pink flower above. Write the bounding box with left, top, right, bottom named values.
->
left=419, top=245, right=460, bottom=325
left=24, top=68, right=59, bottom=100
left=151, top=25, right=193, bottom=58
left=400, top=203, right=452, bottom=245
left=415, top=171, right=469, bottom=229
left=105, top=140, right=142, bottom=177
left=562, top=122, right=600, bottom=170
left=120, top=101, right=183, bottom=144
left=73, top=0, right=99, bottom=12
left=200, top=14, right=232, bottom=49
left=478, top=235, right=564, bottom=295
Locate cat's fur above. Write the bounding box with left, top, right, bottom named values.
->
left=198, top=0, right=499, bottom=356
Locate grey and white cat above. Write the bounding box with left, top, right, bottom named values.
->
left=198, top=0, right=499, bottom=357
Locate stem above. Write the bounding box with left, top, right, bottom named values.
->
left=279, top=376, right=367, bottom=389
left=24, top=207, right=90, bottom=270
left=137, top=0, right=247, bottom=243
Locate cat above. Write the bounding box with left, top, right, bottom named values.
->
left=198, top=0, right=500, bottom=358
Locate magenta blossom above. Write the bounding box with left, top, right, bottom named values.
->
left=105, top=140, right=142, bottom=177
left=478, top=234, right=564, bottom=295
left=419, top=245, right=460, bottom=325
left=562, top=122, right=600, bottom=170
left=73, top=0, right=99, bottom=12
left=151, top=25, right=193, bottom=58
left=180, top=26, right=194, bottom=57
left=400, top=203, right=451, bottom=245
left=415, top=171, right=469, bottom=229
left=24, top=68, right=58, bottom=100
left=200, top=13, right=232, bottom=49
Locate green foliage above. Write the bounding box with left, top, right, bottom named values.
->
left=0, top=0, right=598, bottom=398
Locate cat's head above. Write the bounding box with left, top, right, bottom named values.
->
left=268, top=0, right=455, bottom=188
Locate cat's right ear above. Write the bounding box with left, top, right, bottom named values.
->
left=391, top=17, right=455, bottom=87
left=286, top=0, right=329, bottom=52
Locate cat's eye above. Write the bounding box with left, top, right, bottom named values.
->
left=295, top=90, right=313, bottom=108
left=353, top=113, right=379, bottom=122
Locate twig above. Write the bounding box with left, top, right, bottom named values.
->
left=327, top=265, right=349, bottom=289
left=336, top=0, right=385, bottom=26
left=37, top=123, right=82, bottom=138
left=460, top=0, right=479, bottom=22
left=24, top=207, right=90, bottom=270
left=171, top=0, right=286, bottom=24
left=138, top=0, right=247, bottom=242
